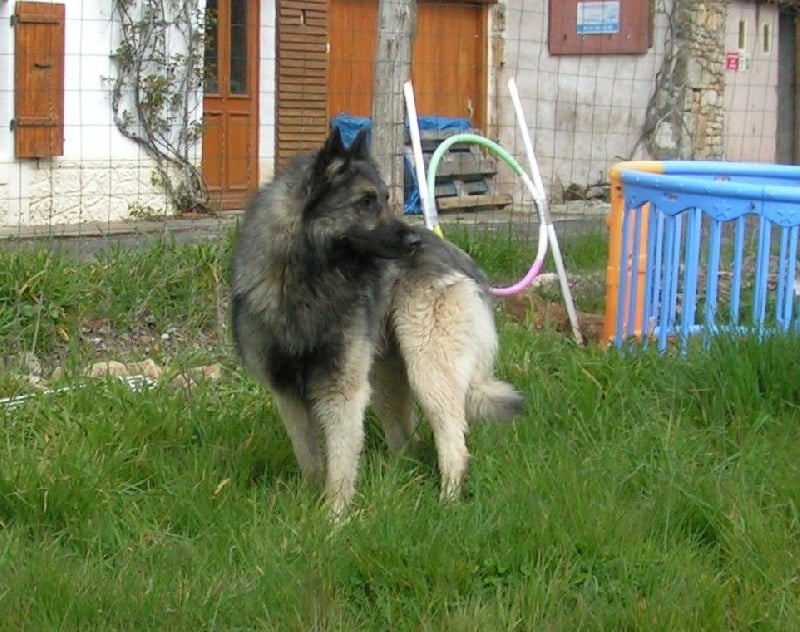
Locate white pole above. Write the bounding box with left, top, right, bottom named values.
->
left=508, top=77, right=583, bottom=345
left=403, top=81, right=443, bottom=236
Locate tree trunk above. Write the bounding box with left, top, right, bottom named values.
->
left=371, top=0, right=417, bottom=214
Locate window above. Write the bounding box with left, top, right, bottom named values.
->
left=738, top=19, right=748, bottom=51
left=762, top=22, right=772, bottom=55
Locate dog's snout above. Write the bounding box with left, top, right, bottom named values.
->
left=404, top=230, right=422, bottom=250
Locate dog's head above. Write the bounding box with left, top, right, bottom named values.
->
left=301, top=127, right=421, bottom=260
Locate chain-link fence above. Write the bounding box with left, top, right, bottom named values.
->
left=0, top=0, right=789, bottom=251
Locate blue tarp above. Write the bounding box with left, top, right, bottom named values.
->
left=329, top=113, right=471, bottom=215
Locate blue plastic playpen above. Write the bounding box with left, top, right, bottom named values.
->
left=606, top=161, right=800, bottom=352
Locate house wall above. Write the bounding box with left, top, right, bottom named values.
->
left=0, top=0, right=169, bottom=226
left=723, top=1, right=779, bottom=162
left=0, top=0, right=276, bottom=227
left=497, top=1, right=670, bottom=199
left=0, top=1, right=13, bottom=223
left=776, top=10, right=796, bottom=164
left=0, top=0, right=783, bottom=228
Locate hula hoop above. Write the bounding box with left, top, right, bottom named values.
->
left=425, top=133, right=548, bottom=298
left=403, top=77, right=583, bottom=344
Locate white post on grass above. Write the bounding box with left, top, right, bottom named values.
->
left=507, top=77, right=583, bottom=345
left=403, top=81, right=442, bottom=236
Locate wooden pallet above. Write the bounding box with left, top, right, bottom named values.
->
left=405, top=128, right=512, bottom=214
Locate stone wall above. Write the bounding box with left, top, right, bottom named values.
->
left=646, top=0, right=727, bottom=160
left=684, top=2, right=726, bottom=159
left=1, top=159, right=170, bottom=226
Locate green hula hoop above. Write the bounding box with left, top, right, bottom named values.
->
left=425, top=133, right=529, bottom=205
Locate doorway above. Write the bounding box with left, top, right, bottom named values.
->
left=327, top=0, right=489, bottom=131
left=201, top=0, right=260, bottom=210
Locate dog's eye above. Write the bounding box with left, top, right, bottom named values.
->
left=359, top=192, right=378, bottom=209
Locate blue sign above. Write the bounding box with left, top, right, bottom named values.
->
left=576, top=1, right=620, bottom=35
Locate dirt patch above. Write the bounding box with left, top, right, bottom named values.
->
left=78, top=315, right=228, bottom=363
left=500, top=290, right=606, bottom=345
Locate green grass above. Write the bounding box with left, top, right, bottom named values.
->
left=448, top=225, right=609, bottom=314
left=0, top=238, right=231, bottom=378
left=446, top=225, right=608, bottom=278
left=1, top=231, right=800, bottom=629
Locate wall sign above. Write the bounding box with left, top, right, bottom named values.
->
left=576, top=2, right=620, bottom=35
left=548, top=0, right=650, bottom=56
left=725, top=52, right=739, bottom=71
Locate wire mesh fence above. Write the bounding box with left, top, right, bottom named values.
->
left=0, top=0, right=788, bottom=251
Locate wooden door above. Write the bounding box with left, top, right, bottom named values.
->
left=327, top=0, right=488, bottom=133
left=202, top=0, right=259, bottom=210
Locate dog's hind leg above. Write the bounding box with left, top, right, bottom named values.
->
left=408, top=368, right=470, bottom=502
left=370, top=350, right=419, bottom=454
left=310, top=338, right=374, bottom=518
left=273, top=392, right=324, bottom=484
left=398, top=328, right=472, bottom=500
left=393, top=279, right=484, bottom=501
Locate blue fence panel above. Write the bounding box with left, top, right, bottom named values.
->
left=613, top=162, right=800, bottom=352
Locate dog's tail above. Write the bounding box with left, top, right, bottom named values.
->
left=466, top=379, right=524, bottom=423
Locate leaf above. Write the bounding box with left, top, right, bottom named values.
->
left=213, top=478, right=230, bottom=497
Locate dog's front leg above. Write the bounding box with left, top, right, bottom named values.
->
left=310, top=339, right=374, bottom=519
left=273, top=392, right=324, bottom=484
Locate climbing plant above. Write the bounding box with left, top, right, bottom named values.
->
left=109, top=0, right=210, bottom=214
left=635, top=0, right=691, bottom=160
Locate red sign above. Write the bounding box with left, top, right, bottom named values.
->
left=726, top=52, right=740, bottom=71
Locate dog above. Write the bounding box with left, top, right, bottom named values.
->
left=231, top=127, right=523, bottom=517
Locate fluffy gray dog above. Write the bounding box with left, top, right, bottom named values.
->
left=231, top=127, right=523, bottom=517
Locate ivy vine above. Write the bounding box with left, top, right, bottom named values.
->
left=109, top=0, right=210, bottom=214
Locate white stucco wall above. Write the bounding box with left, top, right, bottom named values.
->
left=259, top=3, right=276, bottom=184
left=0, top=0, right=276, bottom=228
left=0, top=0, right=168, bottom=226
left=0, top=0, right=13, bottom=220
left=723, top=1, right=779, bottom=162
left=498, top=1, right=669, bottom=199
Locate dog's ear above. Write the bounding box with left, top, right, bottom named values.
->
left=322, top=126, right=345, bottom=156
left=348, top=128, right=371, bottom=160
left=313, top=127, right=349, bottom=183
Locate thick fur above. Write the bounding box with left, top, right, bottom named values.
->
left=231, top=128, right=523, bottom=516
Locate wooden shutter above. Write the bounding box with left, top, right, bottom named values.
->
left=13, top=2, right=66, bottom=158
left=276, top=0, right=328, bottom=168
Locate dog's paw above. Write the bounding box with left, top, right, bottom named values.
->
left=439, top=479, right=463, bottom=504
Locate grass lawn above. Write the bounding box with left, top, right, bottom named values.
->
left=1, top=228, right=799, bottom=629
